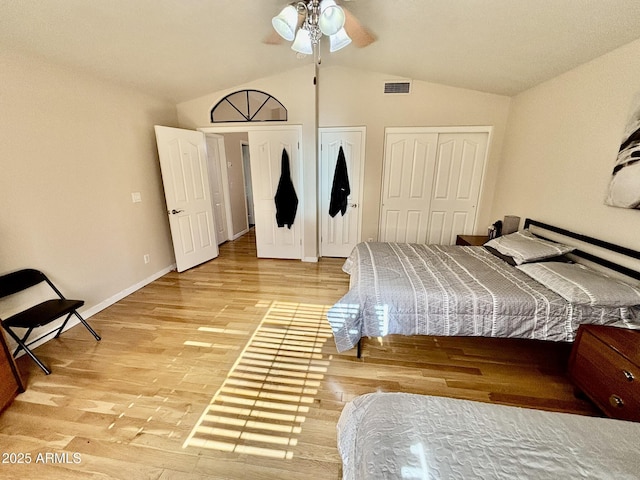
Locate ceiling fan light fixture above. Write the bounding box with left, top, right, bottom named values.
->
left=271, top=0, right=363, bottom=56
left=329, top=27, right=351, bottom=52
left=318, top=1, right=345, bottom=36
left=272, top=5, right=298, bottom=41
left=291, top=27, right=314, bottom=55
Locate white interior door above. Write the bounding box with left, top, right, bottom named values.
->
left=154, top=126, right=219, bottom=272
left=319, top=128, right=365, bottom=257
left=379, top=132, right=439, bottom=243
left=427, top=132, right=488, bottom=244
left=205, top=134, right=230, bottom=245
left=248, top=128, right=302, bottom=259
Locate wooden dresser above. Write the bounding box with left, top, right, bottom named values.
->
left=0, top=328, right=24, bottom=413
left=568, top=325, right=640, bottom=422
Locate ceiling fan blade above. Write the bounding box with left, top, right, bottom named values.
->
left=263, top=30, right=284, bottom=45
left=343, top=7, right=376, bottom=48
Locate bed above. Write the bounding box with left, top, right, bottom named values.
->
left=327, top=219, right=640, bottom=355
left=337, top=392, right=640, bottom=479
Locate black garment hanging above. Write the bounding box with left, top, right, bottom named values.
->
left=329, top=146, right=351, bottom=217
left=274, top=148, right=298, bottom=228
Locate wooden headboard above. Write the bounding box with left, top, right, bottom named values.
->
left=523, top=218, right=640, bottom=282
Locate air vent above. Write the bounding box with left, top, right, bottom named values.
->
left=383, top=80, right=412, bottom=95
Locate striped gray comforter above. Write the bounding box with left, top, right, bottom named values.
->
left=327, top=242, right=637, bottom=353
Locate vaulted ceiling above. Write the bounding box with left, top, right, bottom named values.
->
left=2, top=0, right=640, bottom=103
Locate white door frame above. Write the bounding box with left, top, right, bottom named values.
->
left=381, top=126, right=492, bottom=242
left=241, top=140, right=255, bottom=227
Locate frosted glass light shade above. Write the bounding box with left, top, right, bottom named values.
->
left=318, top=1, right=345, bottom=36
left=291, top=28, right=313, bottom=55
left=329, top=27, right=351, bottom=52
left=272, top=5, right=298, bottom=41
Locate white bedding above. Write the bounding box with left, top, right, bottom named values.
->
left=337, top=392, right=640, bottom=480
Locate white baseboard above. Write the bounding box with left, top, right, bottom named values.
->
left=12, top=264, right=176, bottom=358
left=231, top=228, right=250, bottom=241
left=303, top=256, right=319, bottom=263
left=81, top=264, right=175, bottom=319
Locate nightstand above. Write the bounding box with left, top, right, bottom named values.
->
left=568, top=325, right=640, bottom=422
left=455, top=235, right=489, bottom=246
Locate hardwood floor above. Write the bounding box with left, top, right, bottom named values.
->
left=0, top=231, right=600, bottom=479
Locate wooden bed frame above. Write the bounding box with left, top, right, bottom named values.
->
left=352, top=219, right=640, bottom=358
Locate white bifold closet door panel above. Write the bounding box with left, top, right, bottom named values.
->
left=379, top=129, right=488, bottom=245
left=379, top=132, right=439, bottom=243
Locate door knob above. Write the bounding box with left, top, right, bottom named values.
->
left=350, top=204, right=358, bottom=208
left=170, top=209, right=184, bottom=215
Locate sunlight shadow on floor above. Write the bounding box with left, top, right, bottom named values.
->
left=183, top=300, right=334, bottom=459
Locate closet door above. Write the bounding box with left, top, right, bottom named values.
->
left=427, top=132, right=488, bottom=244
left=379, top=129, right=489, bottom=245
left=379, top=132, right=438, bottom=243
left=319, top=127, right=365, bottom=257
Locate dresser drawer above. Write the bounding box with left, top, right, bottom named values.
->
left=570, top=330, right=640, bottom=422
left=0, top=333, right=23, bottom=412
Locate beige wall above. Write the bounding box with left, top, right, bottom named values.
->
left=491, top=38, right=640, bottom=250
left=318, top=66, right=512, bottom=242
left=2, top=34, right=638, bottom=339
left=221, top=132, right=249, bottom=237
left=177, top=64, right=511, bottom=257
left=0, top=50, right=178, bottom=320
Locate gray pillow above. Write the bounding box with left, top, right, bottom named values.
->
left=484, top=230, right=574, bottom=265
left=517, top=262, right=640, bottom=307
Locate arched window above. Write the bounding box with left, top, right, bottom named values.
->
left=210, top=90, right=287, bottom=123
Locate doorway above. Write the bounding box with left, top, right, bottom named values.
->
left=208, top=132, right=251, bottom=241
left=200, top=126, right=303, bottom=260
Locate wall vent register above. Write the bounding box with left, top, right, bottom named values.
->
left=383, top=81, right=412, bottom=95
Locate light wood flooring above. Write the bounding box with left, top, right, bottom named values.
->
left=0, top=231, right=601, bottom=479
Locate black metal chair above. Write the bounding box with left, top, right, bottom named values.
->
left=0, top=269, right=101, bottom=375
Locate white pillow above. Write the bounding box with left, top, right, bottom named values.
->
left=484, top=230, right=574, bottom=265
left=517, top=262, right=640, bottom=307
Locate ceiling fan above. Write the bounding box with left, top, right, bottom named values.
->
left=265, top=0, right=375, bottom=55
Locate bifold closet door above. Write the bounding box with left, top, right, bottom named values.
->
left=427, top=132, right=488, bottom=244
left=379, top=132, right=439, bottom=243
left=379, top=130, right=488, bottom=245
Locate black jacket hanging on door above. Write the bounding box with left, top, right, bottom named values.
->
left=274, top=148, right=298, bottom=229
left=329, top=146, right=351, bottom=217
